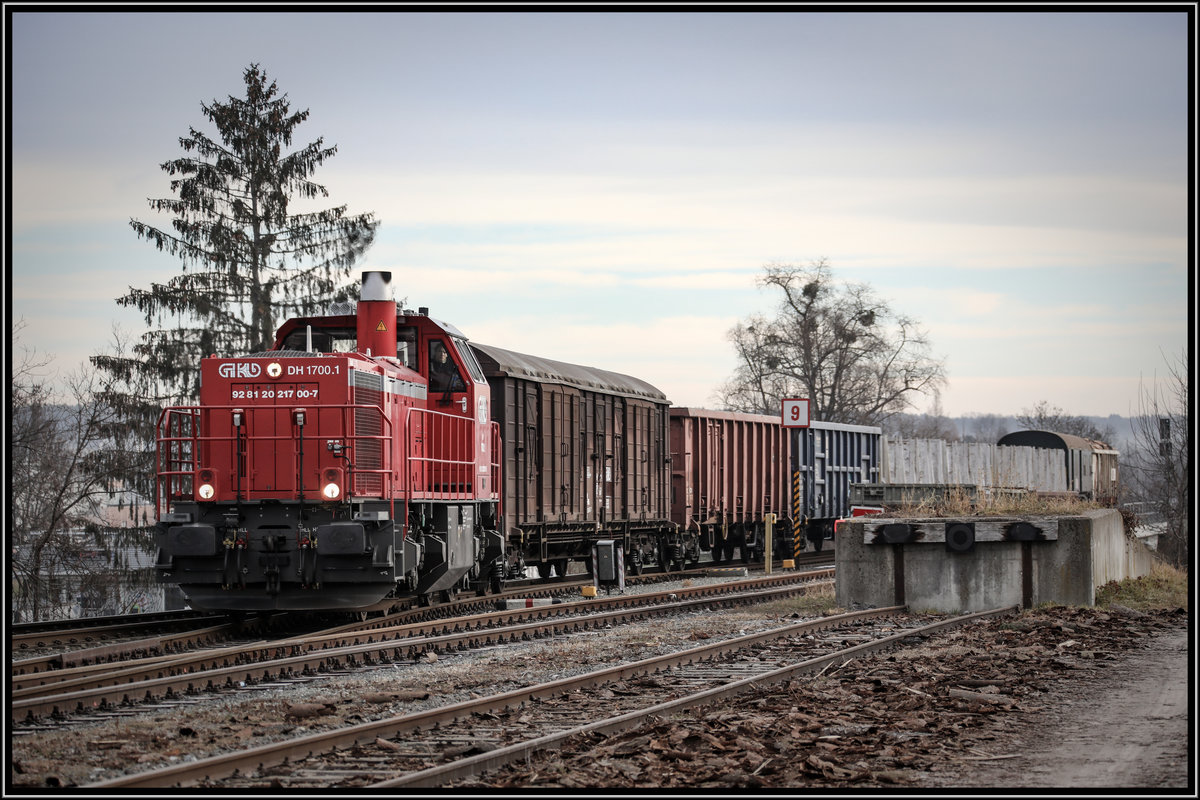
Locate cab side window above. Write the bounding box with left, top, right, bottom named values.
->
left=429, top=340, right=465, bottom=393
left=396, top=326, right=418, bottom=370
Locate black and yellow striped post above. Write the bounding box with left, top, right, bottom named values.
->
left=792, top=470, right=803, bottom=557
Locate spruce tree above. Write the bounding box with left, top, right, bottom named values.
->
left=92, top=63, right=378, bottom=501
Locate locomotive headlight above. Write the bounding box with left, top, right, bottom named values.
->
left=198, top=468, right=216, bottom=500
left=321, top=467, right=344, bottom=501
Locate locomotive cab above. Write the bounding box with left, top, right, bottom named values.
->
left=153, top=271, right=504, bottom=613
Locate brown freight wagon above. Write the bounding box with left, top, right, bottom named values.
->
left=471, top=343, right=679, bottom=577
left=669, top=407, right=795, bottom=564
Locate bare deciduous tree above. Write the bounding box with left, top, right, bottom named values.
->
left=717, top=259, right=946, bottom=425
left=1016, top=400, right=1115, bottom=443
left=1124, top=348, right=1189, bottom=568
left=964, top=413, right=1011, bottom=444
left=10, top=323, right=150, bottom=621
left=882, top=390, right=960, bottom=440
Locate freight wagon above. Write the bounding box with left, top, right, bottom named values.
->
left=790, top=420, right=883, bottom=551
left=471, top=343, right=679, bottom=578
left=670, top=408, right=882, bottom=560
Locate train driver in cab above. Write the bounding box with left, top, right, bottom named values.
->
left=429, top=340, right=465, bottom=393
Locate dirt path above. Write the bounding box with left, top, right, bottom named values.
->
left=926, top=625, right=1190, bottom=790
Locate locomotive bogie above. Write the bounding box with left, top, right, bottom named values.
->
left=156, top=499, right=408, bottom=611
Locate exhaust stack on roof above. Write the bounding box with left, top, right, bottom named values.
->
left=357, top=271, right=397, bottom=358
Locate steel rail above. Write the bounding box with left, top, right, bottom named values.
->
left=374, top=605, right=1021, bottom=788
left=11, top=622, right=250, bottom=681
left=13, top=573, right=831, bottom=722
left=13, top=570, right=831, bottom=700
left=10, top=609, right=216, bottom=637
left=10, top=612, right=229, bottom=651
left=88, top=602, right=893, bottom=789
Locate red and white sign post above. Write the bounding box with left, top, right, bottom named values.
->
left=781, top=398, right=810, bottom=428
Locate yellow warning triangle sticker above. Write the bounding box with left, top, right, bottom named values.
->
left=375, top=320, right=388, bottom=332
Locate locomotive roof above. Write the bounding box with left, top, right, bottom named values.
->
left=469, top=342, right=669, bottom=403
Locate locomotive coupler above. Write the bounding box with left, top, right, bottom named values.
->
left=297, top=527, right=318, bottom=586
left=264, top=566, right=281, bottom=596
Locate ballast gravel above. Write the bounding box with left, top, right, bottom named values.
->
left=10, top=574, right=796, bottom=788
left=9, top=575, right=1188, bottom=791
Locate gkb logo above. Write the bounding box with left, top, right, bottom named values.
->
left=218, top=362, right=262, bottom=379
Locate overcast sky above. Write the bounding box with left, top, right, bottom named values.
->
left=9, top=9, right=1192, bottom=420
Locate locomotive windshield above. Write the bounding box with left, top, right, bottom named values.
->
left=453, top=336, right=486, bottom=383
left=281, top=326, right=357, bottom=353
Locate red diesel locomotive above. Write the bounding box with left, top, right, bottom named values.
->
left=155, top=272, right=505, bottom=611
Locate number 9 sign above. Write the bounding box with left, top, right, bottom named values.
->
left=782, top=399, right=810, bottom=428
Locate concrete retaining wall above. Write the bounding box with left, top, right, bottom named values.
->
left=835, top=509, right=1153, bottom=613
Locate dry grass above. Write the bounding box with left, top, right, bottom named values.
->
left=1096, top=561, right=1190, bottom=611
left=900, top=485, right=1104, bottom=518
left=757, top=579, right=837, bottom=616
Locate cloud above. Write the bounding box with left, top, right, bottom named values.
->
left=463, top=313, right=740, bottom=407
left=11, top=159, right=161, bottom=230
left=943, top=375, right=1163, bottom=419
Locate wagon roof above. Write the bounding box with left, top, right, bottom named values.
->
left=998, top=429, right=1117, bottom=454
left=671, top=407, right=882, bottom=435
left=470, top=342, right=669, bottom=403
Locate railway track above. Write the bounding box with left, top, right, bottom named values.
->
left=88, top=605, right=1017, bottom=788
left=10, top=610, right=231, bottom=655
left=11, top=569, right=833, bottom=727
left=11, top=553, right=834, bottom=677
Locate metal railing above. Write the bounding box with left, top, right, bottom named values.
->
left=156, top=403, right=502, bottom=517
left=405, top=407, right=501, bottom=501
left=156, top=404, right=394, bottom=517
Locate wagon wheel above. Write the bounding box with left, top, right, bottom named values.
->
left=722, top=538, right=736, bottom=563
left=489, top=561, right=506, bottom=595
left=537, top=562, right=554, bottom=580
left=630, top=550, right=644, bottom=576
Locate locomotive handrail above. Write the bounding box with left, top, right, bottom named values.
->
left=155, top=403, right=395, bottom=517
left=157, top=403, right=503, bottom=520
left=403, top=407, right=501, bottom=502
